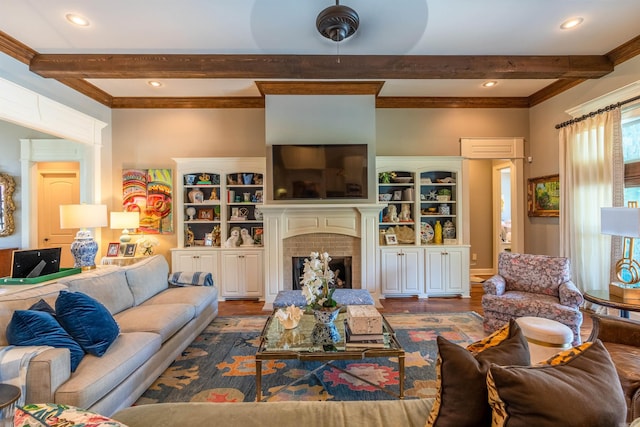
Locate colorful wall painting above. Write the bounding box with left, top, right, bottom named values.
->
left=123, top=168, right=173, bottom=234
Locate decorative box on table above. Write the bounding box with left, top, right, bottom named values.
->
left=609, top=282, right=640, bottom=301
left=346, top=305, right=382, bottom=335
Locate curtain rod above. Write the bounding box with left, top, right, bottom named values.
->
left=555, top=94, right=640, bottom=129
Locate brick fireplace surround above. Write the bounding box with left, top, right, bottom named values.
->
left=259, top=204, right=383, bottom=310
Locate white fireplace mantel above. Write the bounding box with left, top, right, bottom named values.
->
left=260, top=203, right=384, bottom=310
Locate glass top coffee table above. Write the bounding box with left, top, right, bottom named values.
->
left=255, top=310, right=405, bottom=402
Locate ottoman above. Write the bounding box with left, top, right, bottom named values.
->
left=273, top=289, right=374, bottom=308
left=515, top=316, right=573, bottom=363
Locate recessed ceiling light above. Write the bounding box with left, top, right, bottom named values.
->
left=560, top=17, right=583, bottom=30
left=65, top=13, right=90, bottom=27
left=482, top=81, right=498, bottom=88
left=148, top=81, right=163, bottom=88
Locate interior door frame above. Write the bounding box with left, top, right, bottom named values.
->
left=460, top=137, right=525, bottom=274
left=492, top=160, right=524, bottom=270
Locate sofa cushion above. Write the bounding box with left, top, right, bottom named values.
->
left=29, top=298, right=56, bottom=316
left=56, top=291, right=120, bottom=357
left=55, top=331, right=161, bottom=409
left=487, top=340, right=626, bottom=427
left=603, top=341, right=640, bottom=416
left=123, top=255, right=170, bottom=306
left=482, top=292, right=582, bottom=322
left=58, top=267, right=134, bottom=315
left=426, top=319, right=530, bottom=427
left=15, top=403, right=128, bottom=427
left=142, top=286, right=218, bottom=317
left=114, top=303, right=195, bottom=342
left=6, top=309, right=84, bottom=371
left=0, top=283, right=68, bottom=346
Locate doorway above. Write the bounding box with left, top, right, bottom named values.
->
left=37, top=162, right=80, bottom=267
left=493, top=161, right=515, bottom=270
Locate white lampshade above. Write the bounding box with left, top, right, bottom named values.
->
left=60, top=204, right=108, bottom=229
left=110, top=212, right=140, bottom=230
left=601, top=207, right=640, bottom=237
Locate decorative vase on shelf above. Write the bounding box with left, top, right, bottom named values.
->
left=443, top=220, right=456, bottom=240
left=434, top=220, right=443, bottom=244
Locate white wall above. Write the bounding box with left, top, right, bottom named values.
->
left=528, top=55, right=640, bottom=256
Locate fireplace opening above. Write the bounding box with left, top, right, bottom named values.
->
left=292, top=256, right=352, bottom=290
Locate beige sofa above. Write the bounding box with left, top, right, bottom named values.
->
left=0, top=255, right=218, bottom=416
left=113, top=399, right=434, bottom=427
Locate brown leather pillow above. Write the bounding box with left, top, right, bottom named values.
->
left=487, top=340, right=627, bottom=427
left=426, top=319, right=530, bottom=427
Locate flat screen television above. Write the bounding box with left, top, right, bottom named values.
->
left=11, top=247, right=62, bottom=278
left=270, top=144, right=369, bottom=201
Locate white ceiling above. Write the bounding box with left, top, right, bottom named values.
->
left=1, top=0, right=639, bottom=98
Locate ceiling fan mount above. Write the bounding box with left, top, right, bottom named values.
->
left=316, top=0, right=359, bottom=42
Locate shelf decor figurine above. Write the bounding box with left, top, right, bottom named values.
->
left=434, top=220, right=443, bottom=244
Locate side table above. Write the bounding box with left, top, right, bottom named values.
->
left=584, top=289, right=640, bottom=318
left=101, top=256, right=147, bottom=267
left=0, top=383, right=20, bottom=426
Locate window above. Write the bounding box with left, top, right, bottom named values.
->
left=622, top=106, right=640, bottom=204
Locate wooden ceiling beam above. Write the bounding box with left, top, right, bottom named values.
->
left=29, top=54, right=613, bottom=80
left=256, top=81, right=384, bottom=96
left=0, top=31, right=37, bottom=65
left=111, top=97, right=265, bottom=109
left=377, top=97, right=530, bottom=109
left=528, top=79, right=587, bottom=107
left=606, top=34, right=640, bottom=66
left=107, top=96, right=530, bottom=109
left=56, top=78, right=113, bottom=107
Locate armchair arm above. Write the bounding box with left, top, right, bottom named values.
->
left=25, top=348, right=71, bottom=403
left=587, top=313, right=640, bottom=346
left=558, top=281, right=583, bottom=308
left=482, top=275, right=506, bottom=296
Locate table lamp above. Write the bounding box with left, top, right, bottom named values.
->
left=601, top=202, right=640, bottom=300
left=60, top=204, right=108, bottom=270
left=110, top=212, right=140, bottom=245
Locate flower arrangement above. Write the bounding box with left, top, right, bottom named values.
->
left=300, top=251, right=338, bottom=311
left=137, top=235, right=159, bottom=256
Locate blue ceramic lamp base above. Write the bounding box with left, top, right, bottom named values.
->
left=70, top=230, right=99, bottom=270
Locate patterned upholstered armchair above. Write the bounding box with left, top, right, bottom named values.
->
left=482, top=252, right=583, bottom=345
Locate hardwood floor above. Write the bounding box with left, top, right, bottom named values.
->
left=217, top=283, right=593, bottom=341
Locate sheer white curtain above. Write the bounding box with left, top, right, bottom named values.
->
left=559, top=108, right=623, bottom=294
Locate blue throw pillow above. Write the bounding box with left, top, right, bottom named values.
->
left=29, top=299, right=56, bottom=316
left=6, top=310, right=85, bottom=371
left=55, top=291, right=120, bottom=357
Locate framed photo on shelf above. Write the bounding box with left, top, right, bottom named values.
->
left=197, top=208, right=214, bottom=220
left=254, top=190, right=263, bottom=203
left=527, top=174, right=560, bottom=217
left=385, top=233, right=398, bottom=245
left=123, top=243, right=137, bottom=257
left=107, top=242, right=120, bottom=257
left=393, top=190, right=403, bottom=201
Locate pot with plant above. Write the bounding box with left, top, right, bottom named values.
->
left=437, top=188, right=452, bottom=201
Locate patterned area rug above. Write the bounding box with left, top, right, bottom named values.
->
left=134, top=312, right=485, bottom=405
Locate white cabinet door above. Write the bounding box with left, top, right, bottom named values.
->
left=380, top=248, right=424, bottom=296
left=221, top=250, right=263, bottom=298
left=171, top=250, right=220, bottom=285
left=425, top=247, right=469, bottom=296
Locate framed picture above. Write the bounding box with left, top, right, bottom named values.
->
left=254, top=190, right=263, bottom=203
left=123, top=243, right=137, bottom=257
left=198, top=208, right=214, bottom=220
left=252, top=226, right=263, bottom=245
left=385, top=233, right=398, bottom=245
left=393, top=190, right=403, bottom=201
left=528, top=174, right=560, bottom=217
left=204, top=232, right=213, bottom=246
left=107, top=242, right=120, bottom=257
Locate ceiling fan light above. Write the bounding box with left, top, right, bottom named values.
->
left=316, top=3, right=359, bottom=42
left=560, top=17, right=583, bottom=30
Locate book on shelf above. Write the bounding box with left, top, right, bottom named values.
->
left=344, top=320, right=384, bottom=342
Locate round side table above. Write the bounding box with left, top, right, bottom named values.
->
left=0, top=383, right=21, bottom=425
